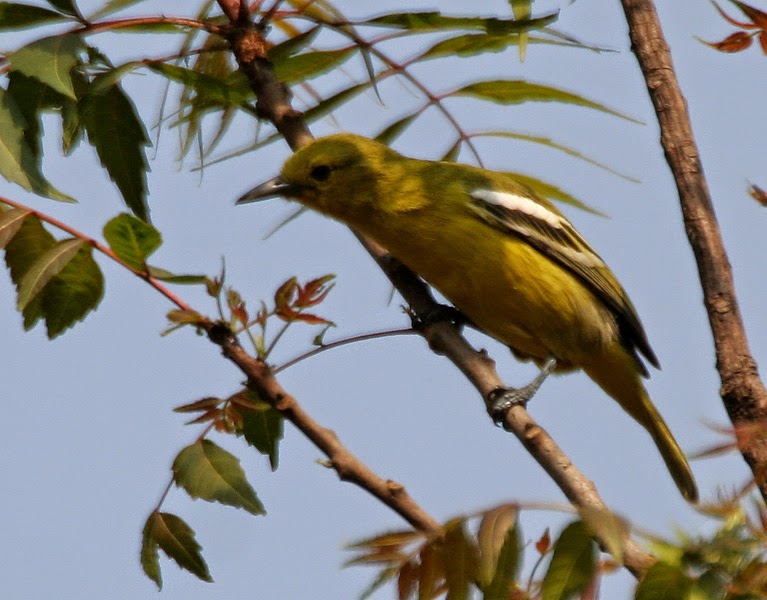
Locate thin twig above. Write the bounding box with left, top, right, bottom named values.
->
left=274, top=327, right=416, bottom=374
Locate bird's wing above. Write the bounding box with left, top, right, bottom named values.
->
left=468, top=188, right=658, bottom=373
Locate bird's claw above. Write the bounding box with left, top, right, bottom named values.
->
left=489, top=387, right=529, bottom=425
left=488, top=356, right=558, bottom=426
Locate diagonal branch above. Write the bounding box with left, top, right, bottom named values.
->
left=209, top=325, right=441, bottom=532
left=619, top=0, right=767, bottom=502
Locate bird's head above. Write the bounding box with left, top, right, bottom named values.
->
left=237, top=134, right=399, bottom=220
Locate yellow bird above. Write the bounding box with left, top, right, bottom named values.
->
left=238, top=133, right=698, bottom=502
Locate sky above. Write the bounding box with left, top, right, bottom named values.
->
left=1, top=1, right=766, bottom=599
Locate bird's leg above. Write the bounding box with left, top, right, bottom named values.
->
left=488, top=356, right=558, bottom=425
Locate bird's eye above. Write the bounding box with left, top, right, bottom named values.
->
left=310, top=165, right=332, bottom=182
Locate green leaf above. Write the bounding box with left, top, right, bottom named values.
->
left=267, top=26, right=320, bottom=63
left=140, top=513, right=163, bottom=589
left=0, top=87, right=75, bottom=201
left=17, top=237, right=84, bottom=310
left=88, top=61, right=144, bottom=94
left=46, top=0, right=80, bottom=17
left=2, top=213, right=104, bottom=337
left=419, top=32, right=589, bottom=60
left=38, top=244, right=103, bottom=338
left=363, top=11, right=558, bottom=34
left=60, top=88, right=84, bottom=154
left=304, top=81, right=372, bottom=122
left=578, top=506, right=629, bottom=563
left=374, top=112, right=420, bottom=145
left=475, top=130, right=638, bottom=182
left=477, top=504, right=521, bottom=597
left=360, top=46, right=382, bottom=104
left=9, top=34, right=83, bottom=99
left=2, top=212, right=56, bottom=329
left=420, top=33, right=524, bottom=60
left=634, top=561, right=693, bottom=600
left=148, top=63, right=251, bottom=106
left=80, top=78, right=150, bottom=220
left=146, top=266, right=206, bottom=284
left=0, top=207, right=31, bottom=248
left=511, top=0, right=532, bottom=61
left=238, top=396, right=283, bottom=471
left=273, top=47, right=357, bottom=85
left=0, top=2, right=68, bottom=30
left=441, top=139, right=461, bottom=162
left=453, top=80, right=641, bottom=123
left=689, top=568, right=728, bottom=600
left=510, top=0, right=531, bottom=18
left=358, top=565, right=400, bottom=600
left=540, top=521, right=597, bottom=600
left=442, top=519, right=477, bottom=600
left=143, top=511, right=212, bottom=585
left=7, top=71, right=67, bottom=159
left=172, top=439, right=265, bottom=515
left=103, top=213, right=161, bottom=270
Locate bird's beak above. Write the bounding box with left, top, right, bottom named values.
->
left=236, top=176, right=300, bottom=205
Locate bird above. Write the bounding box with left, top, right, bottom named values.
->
left=237, top=133, right=698, bottom=502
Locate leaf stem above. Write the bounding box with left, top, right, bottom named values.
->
left=262, top=318, right=292, bottom=360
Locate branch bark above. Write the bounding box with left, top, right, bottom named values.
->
left=620, top=0, right=767, bottom=501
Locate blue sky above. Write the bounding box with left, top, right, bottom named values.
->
left=2, top=1, right=766, bottom=598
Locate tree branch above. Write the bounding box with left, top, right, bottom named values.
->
left=207, top=324, right=441, bottom=533
left=619, top=0, right=767, bottom=502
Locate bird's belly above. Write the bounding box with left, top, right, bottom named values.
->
left=387, top=232, right=615, bottom=369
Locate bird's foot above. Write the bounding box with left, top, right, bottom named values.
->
left=407, top=303, right=470, bottom=331
left=488, top=357, right=558, bottom=426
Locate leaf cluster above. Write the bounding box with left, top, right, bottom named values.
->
left=0, top=20, right=151, bottom=217
left=141, top=436, right=267, bottom=589
left=0, top=0, right=627, bottom=225
left=347, top=504, right=614, bottom=600
left=703, top=1, right=767, bottom=54
left=0, top=205, right=202, bottom=336
left=638, top=500, right=767, bottom=600
left=144, top=272, right=339, bottom=587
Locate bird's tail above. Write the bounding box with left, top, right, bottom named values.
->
left=584, top=351, right=698, bottom=503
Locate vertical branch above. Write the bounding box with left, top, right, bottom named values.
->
left=620, top=0, right=767, bottom=500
